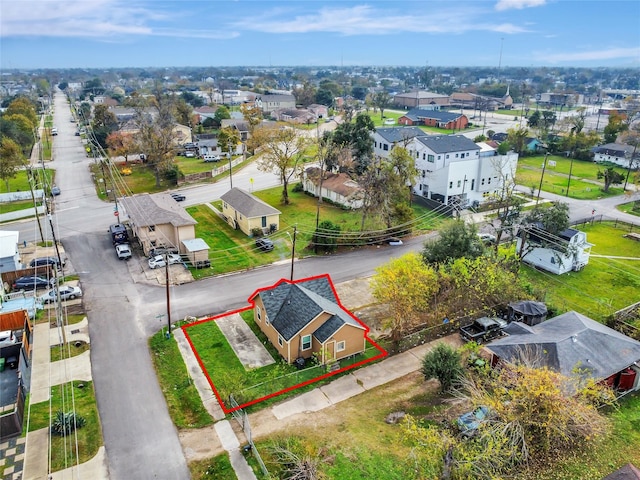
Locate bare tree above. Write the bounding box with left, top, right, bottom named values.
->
left=253, top=125, right=310, bottom=205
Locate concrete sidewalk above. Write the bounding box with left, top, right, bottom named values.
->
left=22, top=320, right=108, bottom=480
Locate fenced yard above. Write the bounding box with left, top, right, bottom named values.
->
left=183, top=309, right=385, bottom=411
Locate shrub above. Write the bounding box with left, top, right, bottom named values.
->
left=421, top=342, right=464, bottom=393
left=51, top=410, right=86, bottom=436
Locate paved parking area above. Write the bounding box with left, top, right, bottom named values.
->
left=215, top=313, right=275, bottom=369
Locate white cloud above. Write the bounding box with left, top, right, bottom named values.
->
left=233, top=4, right=530, bottom=36
left=495, top=0, right=546, bottom=11
left=536, top=47, right=640, bottom=63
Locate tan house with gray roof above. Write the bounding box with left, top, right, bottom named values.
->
left=220, top=187, right=281, bottom=236
left=120, top=193, right=198, bottom=255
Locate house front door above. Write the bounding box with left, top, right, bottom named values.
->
left=325, top=341, right=335, bottom=364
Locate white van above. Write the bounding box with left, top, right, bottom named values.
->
left=202, top=154, right=221, bottom=163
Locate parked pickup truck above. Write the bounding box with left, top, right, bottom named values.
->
left=459, top=317, right=506, bottom=344
left=115, top=243, right=132, bottom=260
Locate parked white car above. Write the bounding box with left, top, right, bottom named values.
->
left=148, top=255, right=167, bottom=269
left=39, top=286, right=83, bottom=304
left=166, top=253, right=182, bottom=265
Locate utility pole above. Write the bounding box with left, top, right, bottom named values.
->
left=227, top=139, right=233, bottom=189
left=165, top=255, right=172, bottom=336
left=290, top=226, right=297, bottom=281
left=536, top=152, right=549, bottom=204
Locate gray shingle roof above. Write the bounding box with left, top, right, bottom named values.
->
left=401, top=108, right=463, bottom=123
left=375, top=127, right=427, bottom=143
left=220, top=188, right=281, bottom=218
left=121, top=193, right=197, bottom=228
left=415, top=134, right=480, bottom=154
left=488, top=311, right=640, bottom=381
left=257, top=277, right=363, bottom=341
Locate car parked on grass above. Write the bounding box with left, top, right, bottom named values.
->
left=13, top=276, right=55, bottom=290
left=203, top=154, right=221, bottom=163
left=39, top=286, right=83, bottom=304
left=255, top=237, right=274, bottom=252
left=148, top=255, right=167, bottom=269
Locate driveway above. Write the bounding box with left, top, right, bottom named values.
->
left=214, top=313, right=275, bottom=369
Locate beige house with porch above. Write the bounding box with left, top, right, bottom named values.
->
left=220, top=188, right=281, bottom=236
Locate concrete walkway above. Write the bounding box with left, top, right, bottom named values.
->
left=22, top=320, right=108, bottom=480
left=216, top=313, right=275, bottom=369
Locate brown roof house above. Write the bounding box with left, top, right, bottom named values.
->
left=120, top=193, right=203, bottom=256
left=303, top=167, right=364, bottom=209
left=220, top=188, right=281, bottom=236
left=249, top=274, right=369, bottom=364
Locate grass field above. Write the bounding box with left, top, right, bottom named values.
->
left=516, top=155, right=626, bottom=199
left=26, top=381, right=102, bottom=472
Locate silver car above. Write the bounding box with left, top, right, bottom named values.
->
left=39, top=286, right=83, bottom=304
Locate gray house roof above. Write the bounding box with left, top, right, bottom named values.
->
left=121, top=193, right=197, bottom=228
left=375, top=127, right=426, bottom=143
left=256, top=277, right=364, bottom=342
left=401, top=108, right=464, bottom=123
left=488, top=311, right=640, bottom=381
left=415, top=134, right=480, bottom=154
left=220, top=188, right=281, bottom=219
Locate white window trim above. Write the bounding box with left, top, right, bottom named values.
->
left=336, top=340, right=346, bottom=352
left=301, top=334, right=312, bottom=351
left=278, top=335, right=284, bottom=347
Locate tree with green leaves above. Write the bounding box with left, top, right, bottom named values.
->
left=597, top=167, right=625, bottom=192
left=6, top=97, right=38, bottom=128
left=371, top=252, right=439, bottom=347
left=372, top=91, right=392, bottom=120
left=603, top=112, right=627, bottom=144
left=331, top=113, right=375, bottom=175
left=422, top=220, right=484, bottom=265
left=506, top=126, right=529, bottom=155
left=213, top=105, right=231, bottom=126
left=421, top=342, right=464, bottom=393
left=217, top=126, right=240, bottom=156
left=91, top=104, right=119, bottom=148
left=0, top=138, right=25, bottom=191
left=524, top=202, right=569, bottom=235
left=314, top=220, right=340, bottom=252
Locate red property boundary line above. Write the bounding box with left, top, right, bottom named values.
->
left=182, top=273, right=388, bottom=414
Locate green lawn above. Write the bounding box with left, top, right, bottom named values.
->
left=184, top=310, right=382, bottom=409
left=26, top=381, right=102, bottom=472
left=617, top=200, right=640, bottom=217
left=185, top=185, right=443, bottom=278
left=50, top=341, right=89, bottom=362
left=0, top=169, right=54, bottom=194
left=516, top=155, right=626, bottom=199
left=519, top=221, right=640, bottom=319
left=149, top=328, right=213, bottom=429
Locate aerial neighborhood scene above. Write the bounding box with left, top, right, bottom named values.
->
left=2, top=0, right=640, bottom=479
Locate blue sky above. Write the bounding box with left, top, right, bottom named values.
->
left=1, top=0, right=639, bottom=69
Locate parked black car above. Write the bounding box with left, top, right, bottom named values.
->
left=30, top=256, right=64, bottom=269
left=13, top=276, right=55, bottom=290
left=255, top=237, right=274, bottom=252
left=170, top=193, right=186, bottom=202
